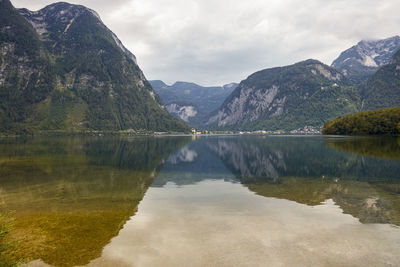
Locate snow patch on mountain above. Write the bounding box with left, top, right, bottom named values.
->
left=362, top=55, right=378, bottom=67
left=331, top=36, right=400, bottom=82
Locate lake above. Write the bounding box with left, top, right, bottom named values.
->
left=1, top=135, right=400, bottom=266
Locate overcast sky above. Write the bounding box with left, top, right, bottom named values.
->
left=11, top=0, right=400, bottom=86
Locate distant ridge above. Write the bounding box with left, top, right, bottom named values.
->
left=150, top=80, right=237, bottom=126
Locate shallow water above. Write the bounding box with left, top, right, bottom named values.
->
left=1, top=135, right=400, bottom=266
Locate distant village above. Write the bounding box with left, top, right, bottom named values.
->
left=185, top=126, right=322, bottom=135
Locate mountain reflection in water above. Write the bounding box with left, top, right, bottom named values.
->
left=0, top=136, right=190, bottom=266
left=0, top=135, right=399, bottom=266
left=157, top=136, right=400, bottom=225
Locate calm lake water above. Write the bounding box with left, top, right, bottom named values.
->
left=1, top=135, right=400, bottom=266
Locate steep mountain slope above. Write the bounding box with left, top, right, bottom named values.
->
left=207, top=60, right=360, bottom=131
left=360, top=49, right=400, bottom=111
left=150, top=80, right=237, bottom=126
left=331, top=36, right=400, bottom=84
left=0, top=0, right=55, bottom=133
left=0, top=0, right=188, bottom=133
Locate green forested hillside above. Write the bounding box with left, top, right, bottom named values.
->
left=207, top=59, right=360, bottom=131
left=360, top=49, right=400, bottom=111
left=205, top=37, right=400, bottom=132
left=0, top=0, right=189, bottom=134
left=246, top=84, right=360, bottom=130
left=321, top=43, right=400, bottom=136
left=322, top=106, right=400, bottom=135
left=0, top=0, right=55, bottom=133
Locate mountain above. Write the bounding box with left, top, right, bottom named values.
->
left=331, top=36, right=400, bottom=84
left=0, top=0, right=55, bottom=132
left=150, top=80, right=237, bottom=126
left=322, top=106, right=400, bottom=135
left=360, top=49, right=400, bottom=111
left=206, top=59, right=360, bottom=131
left=0, top=0, right=188, bottom=134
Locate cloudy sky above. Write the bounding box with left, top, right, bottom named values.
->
left=11, top=0, right=400, bottom=86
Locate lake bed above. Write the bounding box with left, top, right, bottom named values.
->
left=1, top=135, right=399, bottom=266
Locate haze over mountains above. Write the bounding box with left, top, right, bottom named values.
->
left=1, top=0, right=400, bottom=133
left=200, top=36, right=400, bottom=131
left=150, top=80, right=237, bottom=126
left=149, top=35, right=400, bottom=131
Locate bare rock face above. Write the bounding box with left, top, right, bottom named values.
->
left=207, top=60, right=360, bottom=131
left=150, top=80, right=237, bottom=126
left=208, top=84, right=281, bottom=127
left=331, top=36, right=400, bottom=84
left=165, top=103, right=198, bottom=122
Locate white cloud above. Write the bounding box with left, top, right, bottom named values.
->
left=11, top=0, right=400, bottom=85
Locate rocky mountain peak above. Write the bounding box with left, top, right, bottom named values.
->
left=331, top=36, right=400, bottom=83
left=18, top=2, right=96, bottom=34
left=335, top=36, right=400, bottom=68
left=18, top=2, right=137, bottom=65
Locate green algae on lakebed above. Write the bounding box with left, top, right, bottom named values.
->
left=1, top=135, right=400, bottom=266
left=12, top=211, right=133, bottom=267
left=0, top=136, right=188, bottom=266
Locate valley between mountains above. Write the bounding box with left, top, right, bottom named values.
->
left=1, top=0, right=400, bottom=134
